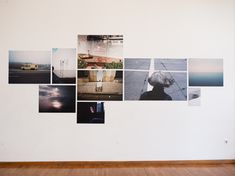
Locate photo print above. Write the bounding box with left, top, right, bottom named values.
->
left=189, top=59, right=223, bottom=86
left=77, top=70, right=123, bottom=101
left=77, top=102, right=105, bottom=124
left=188, top=88, right=201, bottom=106
left=9, top=50, right=51, bottom=84
left=125, top=58, right=187, bottom=100
left=154, top=59, right=187, bottom=71
left=77, top=35, right=123, bottom=69
left=39, top=85, right=75, bottom=112
left=52, top=48, right=76, bottom=84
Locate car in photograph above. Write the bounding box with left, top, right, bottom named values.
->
left=21, top=63, right=38, bottom=70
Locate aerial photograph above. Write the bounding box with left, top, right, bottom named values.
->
left=9, top=50, right=51, bottom=84
left=52, top=48, right=76, bottom=84
left=77, top=35, right=123, bottom=69
left=39, top=85, right=76, bottom=113
left=125, top=58, right=187, bottom=101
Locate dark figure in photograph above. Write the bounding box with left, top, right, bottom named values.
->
left=77, top=102, right=105, bottom=123
left=140, top=72, right=174, bottom=100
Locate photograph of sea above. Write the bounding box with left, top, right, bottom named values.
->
left=189, top=59, right=223, bottom=86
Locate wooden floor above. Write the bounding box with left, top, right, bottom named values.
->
left=0, top=164, right=235, bottom=176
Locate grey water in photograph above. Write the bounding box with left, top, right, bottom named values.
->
left=189, top=72, right=223, bottom=86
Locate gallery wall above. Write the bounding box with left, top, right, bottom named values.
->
left=0, top=0, right=235, bottom=161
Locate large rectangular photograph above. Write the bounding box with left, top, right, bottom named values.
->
left=188, top=59, right=223, bottom=86
left=39, top=85, right=76, bottom=113
left=77, top=70, right=123, bottom=101
left=52, top=48, right=76, bottom=84
left=77, top=102, right=105, bottom=124
left=125, top=58, right=187, bottom=100
left=9, top=50, right=51, bottom=84
left=77, top=35, right=123, bottom=69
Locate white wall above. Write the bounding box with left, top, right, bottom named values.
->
left=0, top=0, right=235, bottom=161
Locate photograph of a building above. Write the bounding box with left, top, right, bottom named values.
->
left=52, top=48, right=76, bottom=84
left=77, top=70, right=123, bottom=100
left=77, top=35, right=123, bottom=69
left=9, top=50, right=51, bottom=84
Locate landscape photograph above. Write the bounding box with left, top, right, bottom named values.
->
left=9, top=50, right=51, bottom=84
left=189, top=59, right=223, bottom=86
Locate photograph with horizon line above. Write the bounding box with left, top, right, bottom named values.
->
left=9, top=50, right=51, bottom=84
left=189, top=59, right=223, bottom=86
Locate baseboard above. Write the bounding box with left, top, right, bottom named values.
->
left=0, top=160, right=235, bottom=168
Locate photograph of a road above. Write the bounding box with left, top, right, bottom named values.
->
left=125, top=58, right=187, bottom=101
left=9, top=51, right=51, bottom=84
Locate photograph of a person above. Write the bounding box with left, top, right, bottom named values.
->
left=77, top=102, right=105, bottom=124
left=52, top=48, right=76, bottom=84
left=39, top=85, right=75, bottom=113
left=139, top=72, right=174, bottom=100
left=77, top=70, right=123, bottom=100
left=188, top=88, right=201, bottom=106
left=77, top=35, right=123, bottom=69
left=9, top=50, right=51, bottom=84
left=189, top=59, right=223, bottom=86
left=125, top=58, right=187, bottom=101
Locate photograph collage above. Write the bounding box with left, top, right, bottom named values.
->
left=8, top=35, right=224, bottom=124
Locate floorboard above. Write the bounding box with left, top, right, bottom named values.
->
left=0, top=164, right=235, bottom=176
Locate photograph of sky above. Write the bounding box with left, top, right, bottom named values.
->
left=39, top=85, right=75, bottom=113
left=189, top=59, right=223, bottom=86
left=9, top=50, right=51, bottom=64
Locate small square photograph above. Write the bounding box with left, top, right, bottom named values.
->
left=77, top=35, right=123, bottom=69
left=125, top=71, right=187, bottom=101
left=52, top=48, right=76, bottom=84
left=77, top=70, right=123, bottom=101
left=9, top=50, right=51, bottom=84
left=189, top=59, right=223, bottom=86
left=77, top=102, right=105, bottom=124
left=39, top=85, right=75, bottom=113
left=188, top=88, right=201, bottom=106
